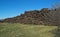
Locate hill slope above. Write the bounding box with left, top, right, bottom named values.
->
left=0, top=8, right=60, bottom=26
left=0, top=8, right=55, bottom=25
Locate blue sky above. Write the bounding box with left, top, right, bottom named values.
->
left=0, top=0, right=59, bottom=19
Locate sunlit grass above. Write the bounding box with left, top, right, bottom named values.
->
left=0, top=23, right=60, bottom=37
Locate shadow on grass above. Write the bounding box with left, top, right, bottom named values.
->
left=51, top=26, right=60, bottom=37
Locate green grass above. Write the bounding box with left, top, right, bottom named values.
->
left=0, top=23, right=60, bottom=37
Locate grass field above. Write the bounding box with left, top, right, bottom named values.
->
left=0, top=23, right=60, bottom=37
